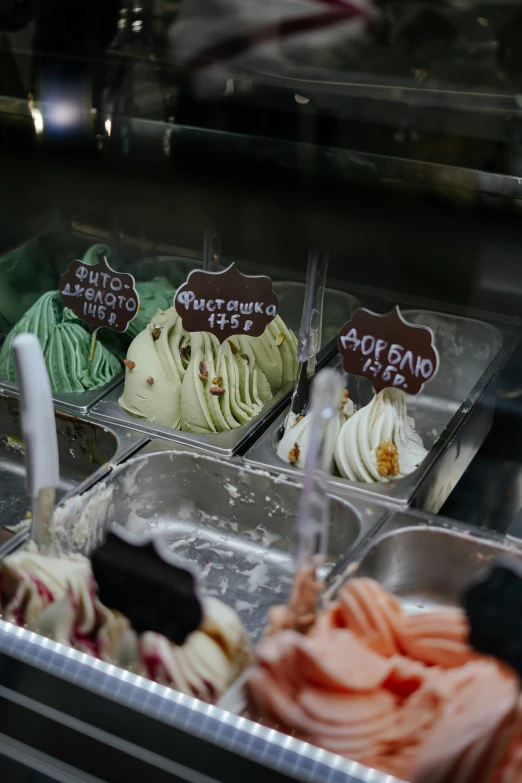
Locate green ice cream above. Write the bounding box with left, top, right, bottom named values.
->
left=0, top=238, right=54, bottom=334
left=0, top=291, right=123, bottom=394
left=118, top=306, right=298, bottom=433
left=130, top=278, right=176, bottom=339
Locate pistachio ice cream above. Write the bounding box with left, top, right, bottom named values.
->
left=119, top=306, right=298, bottom=433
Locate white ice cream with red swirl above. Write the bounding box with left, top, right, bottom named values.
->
left=0, top=550, right=251, bottom=703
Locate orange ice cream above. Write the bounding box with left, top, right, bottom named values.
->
left=246, top=578, right=518, bottom=782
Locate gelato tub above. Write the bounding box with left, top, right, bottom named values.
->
left=244, top=309, right=512, bottom=511
left=9, top=449, right=388, bottom=642
left=0, top=392, right=147, bottom=536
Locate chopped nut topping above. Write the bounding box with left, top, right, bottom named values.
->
left=240, top=353, right=249, bottom=361
left=276, top=333, right=285, bottom=346
left=376, top=440, right=400, bottom=478
left=210, top=386, right=226, bottom=396
left=288, top=443, right=300, bottom=464
left=212, top=376, right=223, bottom=385
left=146, top=376, right=154, bottom=385
left=199, top=361, right=207, bottom=376
left=124, top=359, right=136, bottom=370
left=340, top=389, right=349, bottom=410
left=228, top=340, right=238, bottom=354
left=151, top=327, right=161, bottom=340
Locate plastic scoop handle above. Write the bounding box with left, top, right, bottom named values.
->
left=297, top=249, right=328, bottom=369
left=284, top=250, right=329, bottom=432
left=294, top=367, right=343, bottom=570
left=13, top=333, right=59, bottom=551
left=203, top=232, right=221, bottom=273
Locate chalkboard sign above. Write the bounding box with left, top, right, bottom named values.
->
left=337, top=306, right=439, bottom=394
left=60, top=256, right=139, bottom=334
left=174, top=263, right=279, bottom=342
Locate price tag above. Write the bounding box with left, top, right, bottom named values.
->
left=174, top=263, right=279, bottom=342
left=60, top=256, right=139, bottom=333
left=337, top=306, right=439, bottom=394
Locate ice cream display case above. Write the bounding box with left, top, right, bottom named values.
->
left=4, top=0, right=522, bottom=781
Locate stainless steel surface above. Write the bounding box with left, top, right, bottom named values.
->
left=0, top=372, right=125, bottom=416
left=88, top=287, right=359, bottom=456
left=0, top=393, right=147, bottom=531
left=47, top=450, right=387, bottom=643
left=326, top=512, right=522, bottom=612
left=245, top=309, right=511, bottom=511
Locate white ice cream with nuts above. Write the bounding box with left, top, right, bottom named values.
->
left=277, top=387, right=427, bottom=483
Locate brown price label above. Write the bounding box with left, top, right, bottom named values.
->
left=60, top=257, right=139, bottom=333
left=337, top=306, right=439, bottom=394
left=174, top=263, right=279, bottom=342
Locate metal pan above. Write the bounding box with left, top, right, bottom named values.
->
left=244, top=310, right=512, bottom=511
left=0, top=392, right=147, bottom=537
left=325, top=508, right=522, bottom=607
left=27, top=449, right=387, bottom=643
left=0, top=372, right=125, bottom=416
left=88, top=286, right=360, bottom=456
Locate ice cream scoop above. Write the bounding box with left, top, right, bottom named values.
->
left=277, top=390, right=354, bottom=469
left=0, top=547, right=251, bottom=703
left=119, top=306, right=298, bottom=433
left=334, top=387, right=427, bottom=483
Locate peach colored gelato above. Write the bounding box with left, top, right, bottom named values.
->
left=246, top=578, right=518, bottom=782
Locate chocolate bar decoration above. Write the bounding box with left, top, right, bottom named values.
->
left=337, top=306, right=439, bottom=395
left=60, top=257, right=139, bottom=334
left=463, top=555, right=522, bottom=679
left=91, top=527, right=202, bottom=646
left=174, top=263, right=279, bottom=343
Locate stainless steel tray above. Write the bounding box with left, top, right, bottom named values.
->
left=0, top=371, right=125, bottom=416
left=40, top=449, right=387, bottom=643
left=0, top=391, right=147, bottom=537
left=88, top=287, right=360, bottom=456
left=244, top=310, right=512, bottom=511
left=325, top=509, right=522, bottom=607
